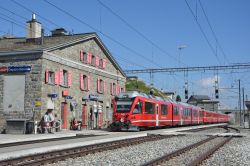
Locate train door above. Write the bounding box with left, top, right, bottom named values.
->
left=180, top=107, right=183, bottom=125
left=131, top=100, right=143, bottom=126
left=156, top=104, right=159, bottom=127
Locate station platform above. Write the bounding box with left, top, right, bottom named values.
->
left=0, top=123, right=228, bottom=161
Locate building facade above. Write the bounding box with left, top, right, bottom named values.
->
left=0, top=16, right=126, bottom=132
left=187, top=95, right=219, bottom=112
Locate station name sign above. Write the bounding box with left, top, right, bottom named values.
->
left=0, top=65, right=31, bottom=73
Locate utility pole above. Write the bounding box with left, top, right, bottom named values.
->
left=238, top=79, right=241, bottom=127
left=242, top=88, right=245, bottom=128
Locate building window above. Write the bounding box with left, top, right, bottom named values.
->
left=113, top=83, right=116, bottom=95
left=145, top=102, right=154, bottom=114
left=99, top=59, right=103, bottom=68
left=161, top=104, right=168, bottom=115
left=83, top=75, right=87, bottom=90
left=91, top=55, right=95, bottom=66
left=83, top=52, right=87, bottom=63
left=63, top=70, right=68, bottom=86
left=48, top=71, right=55, bottom=84
left=97, top=79, right=103, bottom=93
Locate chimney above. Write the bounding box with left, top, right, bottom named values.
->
left=26, top=14, right=42, bottom=38
left=51, top=28, right=67, bottom=37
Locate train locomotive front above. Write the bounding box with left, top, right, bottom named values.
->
left=110, top=91, right=144, bottom=131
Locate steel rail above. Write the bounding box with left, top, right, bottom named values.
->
left=140, top=136, right=217, bottom=166
left=187, top=136, right=233, bottom=166
left=0, top=134, right=175, bottom=166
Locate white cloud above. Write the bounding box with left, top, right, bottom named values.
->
left=193, top=76, right=221, bottom=96
left=199, top=75, right=220, bottom=88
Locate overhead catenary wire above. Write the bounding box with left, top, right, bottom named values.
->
left=0, top=5, right=52, bottom=33
left=184, top=0, right=222, bottom=65
left=10, top=0, right=63, bottom=30
left=96, top=0, right=186, bottom=66
left=198, top=0, right=230, bottom=64
left=42, top=0, right=163, bottom=68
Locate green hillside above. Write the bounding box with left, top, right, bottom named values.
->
left=125, top=79, right=166, bottom=97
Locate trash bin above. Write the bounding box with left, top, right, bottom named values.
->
left=25, top=121, right=34, bottom=134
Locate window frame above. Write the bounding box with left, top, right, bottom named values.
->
left=174, top=106, right=179, bottom=116
left=145, top=102, right=155, bottom=114
left=62, top=70, right=68, bottom=87
left=161, top=104, right=168, bottom=115
left=48, top=71, right=55, bottom=84
left=132, top=101, right=142, bottom=114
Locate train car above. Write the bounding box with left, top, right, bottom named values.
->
left=172, top=102, right=182, bottom=126
left=110, top=91, right=173, bottom=131
left=110, top=91, right=230, bottom=131
left=191, top=106, right=202, bottom=125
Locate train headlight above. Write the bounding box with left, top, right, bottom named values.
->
left=120, top=118, right=124, bottom=123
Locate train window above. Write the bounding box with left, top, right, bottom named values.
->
left=161, top=105, right=168, bottom=115
left=145, top=102, right=155, bottom=114
left=174, top=107, right=178, bottom=115
left=193, top=110, right=197, bottom=117
left=132, top=101, right=142, bottom=114
left=116, top=101, right=133, bottom=113
left=199, top=111, right=203, bottom=117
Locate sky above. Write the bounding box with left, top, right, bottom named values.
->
left=0, top=0, right=250, bottom=109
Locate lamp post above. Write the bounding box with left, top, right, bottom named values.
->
left=177, top=45, right=187, bottom=67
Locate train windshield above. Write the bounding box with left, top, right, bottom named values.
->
left=116, top=101, right=133, bottom=113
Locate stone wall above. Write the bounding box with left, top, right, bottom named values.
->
left=0, top=54, right=42, bottom=131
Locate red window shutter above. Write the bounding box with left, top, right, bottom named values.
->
left=95, top=56, right=99, bottom=67
left=87, top=53, right=92, bottom=64
left=87, top=75, right=90, bottom=91
left=103, top=59, right=106, bottom=69
left=80, top=73, right=83, bottom=90
left=97, top=78, right=100, bottom=93
left=116, top=84, right=119, bottom=95
left=68, top=70, right=72, bottom=87
left=45, top=69, right=48, bottom=83
left=103, top=80, right=106, bottom=94
left=54, top=71, right=59, bottom=85
left=59, top=68, right=63, bottom=85
left=80, top=50, right=83, bottom=61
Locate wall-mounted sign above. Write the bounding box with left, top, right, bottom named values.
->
left=64, top=96, right=73, bottom=100
left=0, top=67, right=7, bottom=73
left=0, top=65, right=31, bottom=74
left=8, top=65, right=31, bottom=73
left=48, top=93, right=58, bottom=98
left=62, top=90, right=69, bottom=97
left=89, top=94, right=98, bottom=100
left=35, top=101, right=42, bottom=107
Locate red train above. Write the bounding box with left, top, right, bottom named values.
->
left=110, top=91, right=230, bottom=131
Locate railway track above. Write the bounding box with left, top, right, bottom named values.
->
left=141, top=126, right=239, bottom=166
left=141, top=136, right=232, bottom=166
left=0, top=134, right=177, bottom=166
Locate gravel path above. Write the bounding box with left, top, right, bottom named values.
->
left=47, top=135, right=208, bottom=166
left=201, top=137, right=250, bottom=166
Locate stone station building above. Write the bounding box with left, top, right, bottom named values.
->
left=0, top=15, right=126, bottom=133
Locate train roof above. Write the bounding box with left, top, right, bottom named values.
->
left=117, top=91, right=173, bottom=103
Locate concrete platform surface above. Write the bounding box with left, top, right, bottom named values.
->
left=0, top=123, right=228, bottom=161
